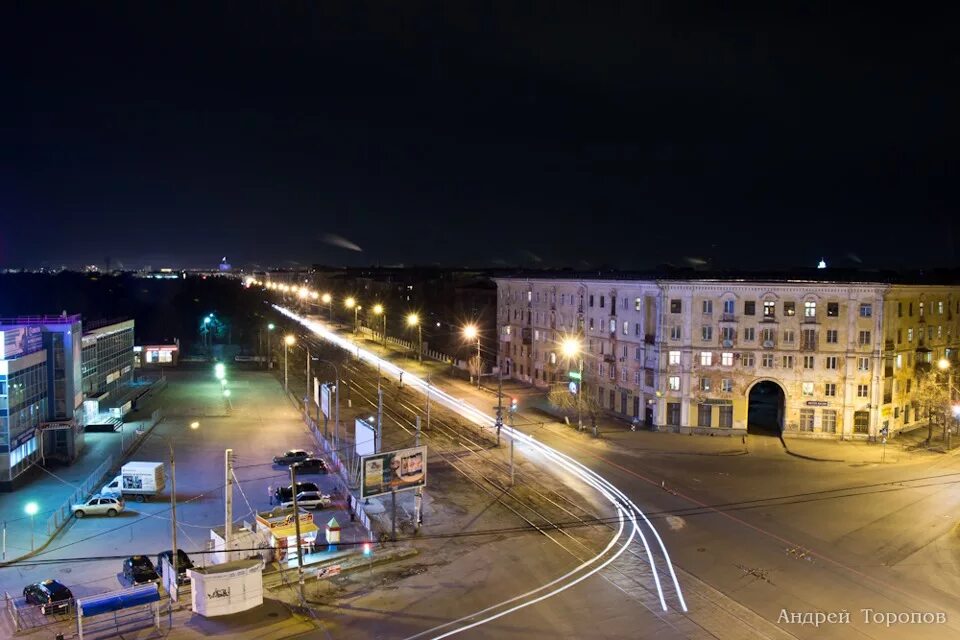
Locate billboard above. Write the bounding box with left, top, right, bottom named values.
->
left=360, top=446, right=427, bottom=499
left=0, top=326, right=44, bottom=360
left=355, top=418, right=376, bottom=457
left=321, top=384, right=331, bottom=419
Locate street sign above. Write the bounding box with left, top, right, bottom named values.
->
left=568, top=371, right=582, bottom=381
left=315, top=565, right=341, bottom=580
left=568, top=381, right=578, bottom=394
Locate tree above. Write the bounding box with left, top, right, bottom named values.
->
left=912, top=371, right=951, bottom=443
left=547, top=382, right=602, bottom=432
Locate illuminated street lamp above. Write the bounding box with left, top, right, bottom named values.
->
left=284, top=335, right=296, bottom=391
left=937, top=359, right=959, bottom=448
left=407, top=314, right=422, bottom=363
left=322, top=293, right=333, bottom=321
left=463, top=324, right=481, bottom=389
left=214, top=363, right=226, bottom=380
left=373, top=305, right=386, bottom=347
left=562, top=337, right=585, bottom=432
left=24, top=502, right=38, bottom=550
left=345, top=297, right=359, bottom=333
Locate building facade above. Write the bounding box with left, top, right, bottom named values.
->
left=495, top=276, right=960, bottom=440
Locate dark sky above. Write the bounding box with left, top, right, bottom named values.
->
left=4, top=2, right=957, bottom=271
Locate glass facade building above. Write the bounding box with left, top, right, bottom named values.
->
left=0, top=349, right=48, bottom=487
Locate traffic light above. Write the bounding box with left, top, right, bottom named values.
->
left=362, top=542, right=372, bottom=556
left=510, top=397, right=518, bottom=413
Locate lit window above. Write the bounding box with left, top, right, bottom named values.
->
left=668, top=376, right=681, bottom=391
left=802, top=382, right=814, bottom=396
left=669, top=351, right=681, bottom=365
left=623, top=321, right=629, bottom=335
left=721, top=352, right=733, bottom=366
left=763, top=301, right=776, bottom=318
left=858, top=357, right=870, bottom=371
left=635, top=297, right=642, bottom=311
left=699, top=377, right=711, bottom=391
left=700, top=352, right=712, bottom=366
left=804, top=301, right=817, bottom=317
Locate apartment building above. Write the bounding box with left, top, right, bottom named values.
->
left=495, top=274, right=960, bottom=439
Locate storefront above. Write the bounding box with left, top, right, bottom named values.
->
left=254, top=507, right=318, bottom=561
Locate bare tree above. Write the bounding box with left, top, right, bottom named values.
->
left=548, top=383, right=602, bottom=431
left=912, top=371, right=951, bottom=443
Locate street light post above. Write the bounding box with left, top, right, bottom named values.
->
left=373, top=304, right=385, bottom=347
left=464, top=324, right=481, bottom=389
left=937, top=359, right=959, bottom=449
left=322, top=293, right=332, bottom=322
left=267, top=323, right=275, bottom=369
left=407, top=314, right=422, bottom=363
left=24, top=502, right=38, bottom=551
left=345, top=298, right=358, bottom=333
left=284, top=335, right=295, bottom=392
left=562, top=338, right=585, bottom=432
left=289, top=463, right=305, bottom=603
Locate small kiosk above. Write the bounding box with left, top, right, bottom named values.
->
left=255, top=507, right=318, bottom=562
left=325, top=516, right=341, bottom=551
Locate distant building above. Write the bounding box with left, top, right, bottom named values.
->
left=495, top=272, right=960, bottom=440
left=81, top=319, right=137, bottom=423
left=219, top=257, right=232, bottom=272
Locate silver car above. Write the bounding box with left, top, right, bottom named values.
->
left=280, top=491, right=332, bottom=510
left=72, top=496, right=125, bottom=518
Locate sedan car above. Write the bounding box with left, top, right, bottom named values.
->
left=275, top=481, right=320, bottom=503
left=156, top=549, right=194, bottom=584
left=295, top=457, right=328, bottom=473
left=280, top=491, right=332, bottom=510
left=72, top=496, right=125, bottom=518
left=23, top=579, right=73, bottom=614
left=123, top=555, right=160, bottom=585
left=273, top=449, right=312, bottom=465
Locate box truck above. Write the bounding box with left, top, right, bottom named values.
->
left=101, top=462, right=166, bottom=502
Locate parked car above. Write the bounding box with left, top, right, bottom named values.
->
left=72, top=496, right=125, bottom=518
left=280, top=491, right=332, bottom=510
left=123, top=556, right=159, bottom=585
left=23, top=579, right=73, bottom=614
left=156, top=549, right=194, bottom=584
left=275, top=481, right=320, bottom=503
left=273, top=449, right=312, bottom=465
left=295, top=457, right=328, bottom=473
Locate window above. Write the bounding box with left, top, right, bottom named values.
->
left=609, top=318, right=616, bottom=333
left=589, top=318, right=594, bottom=331
left=670, top=326, right=682, bottom=341
left=527, top=291, right=532, bottom=302
left=645, top=370, right=654, bottom=387
left=670, top=299, right=682, bottom=314
left=743, top=327, right=755, bottom=341
left=744, top=301, right=756, bottom=316
left=783, top=330, right=795, bottom=343
left=668, top=376, right=681, bottom=391
left=857, top=384, right=869, bottom=398
left=721, top=326, right=735, bottom=343
left=799, top=409, right=815, bottom=432
left=667, top=403, right=681, bottom=426
left=634, top=371, right=641, bottom=384
left=761, top=328, right=776, bottom=344
left=937, top=301, right=944, bottom=315
left=600, top=296, right=605, bottom=308
left=907, top=328, right=913, bottom=342
left=908, top=302, right=913, bottom=316
left=635, top=323, right=641, bottom=336
left=623, top=321, right=629, bottom=335
left=719, top=405, right=733, bottom=428
left=741, top=353, right=755, bottom=367
left=699, top=377, right=712, bottom=392
left=700, top=351, right=713, bottom=366
left=621, top=369, right=628, bottom=382
left=669, top=350, right=681, bottom=365
left=896, top=353, right=903, bottom=368
left=784, top=301, right=796, bottom=316
left=804, top=301, right=817, bottom=318
left=761, top=353, right=775, bottom=368
left=635, top=297, right=642, bottom=311
left=721, top=352, right=734, bottom=366
left=919, top=301, right=924, bottom=317
left=822, top=410, right=837, bottom=433
left=824, top=383, right=837, bottom=397
left=897, top=302, right=903, bottom=317
left=589, top=295, right=594, bottom=307
left=859, top=303, right=873, bottom=318
left=763, top=301, right=776, bottom=318
left=801, top=328, right=817, bottom=349
left=721, top=378, right=733, bottom=392
left=635, top=346, right=642, bottom=361
left=702, top=326, right=713, bottom=341
left=854, top=411, right=869, bottom=433
left=858, top=330, right=871, bottom=345
left=802, top=382, right=814, bottom=396
left=723, top=299, right=735, bottom=315
left=826, top=329, right=838, bottom=343
left=698, top=403, right=712, bottom=427
left=827, top=302, right=839, bottom=317
left=825, top=356, right=838, bottom=369
left=858, top=357, right=870, bottom=371
left=782, top=355, right=794, bottom=368
left=803, top=355, right=815, bottom=369
left=702, top=300, right=713, bottom=314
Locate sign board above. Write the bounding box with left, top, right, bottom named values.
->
left=360, top=446, right=427, bottom=499
left=313, top=376, right=320, bottom=408
left=355, top=418, right=376, bottom=457
left=568, top=381, right=578, bottom=394
left=805, top=401, right=829, bottom=407
left=315, top=564, right=341, bottom=580
left=0, top=326, right=44, bottom=359
left=321, top=384, right=332, bottom=419
left=702, top=398, right=733, bottom=406
left=568, top=371, right=582, bottom=381
left=256, top=509, right=314, bottom=531
left=188, top=559, right=263, bottom=618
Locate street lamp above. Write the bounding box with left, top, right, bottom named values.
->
left=214, top=363, right=226, bottom=380
left=322, top=293, right=333, bottom=321
left=562, top=337, right=585, bottom=432
left=345, top=297, right=358, bottom=333
left=407, top=314, right=422, bottom=363
left=284, top=335, right=296, bottom=391
left=373, top=305, right=386, bottom=347
left=463, top=324, right=481, bottom=388
left=24, top=502, right=38, bottom=551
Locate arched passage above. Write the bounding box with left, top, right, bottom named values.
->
left=747, top=380, right=786, bottom=435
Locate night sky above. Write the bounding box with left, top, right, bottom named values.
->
left=4, top=3, right=957, bottom=271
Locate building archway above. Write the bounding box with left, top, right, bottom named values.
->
left=747, top=379, right=786, bottom=435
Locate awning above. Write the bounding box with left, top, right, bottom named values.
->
left=269, top=522, right=319, bottom=539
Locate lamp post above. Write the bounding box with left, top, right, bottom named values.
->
left=407, top=314, right=422, bottom=363
left=373, top=304, right=386, bottom=347
left=345, top=298, right=358, bottom=333
left=562, top=338, right=585, bottom=432
left=24, top=502, right=38, bottom=551
left=463, top=324, right=481, bottom=389
left=267, top=323, right=275, bottom=369
left=284, top=335, right=296, bottom=392
left=322, top=293, right=332, bottom=321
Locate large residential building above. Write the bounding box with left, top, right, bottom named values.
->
left=495, top=273, right=960, bottom=440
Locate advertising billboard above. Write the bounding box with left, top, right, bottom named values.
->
left=355, top=418, right=376, bottom=457
left=321, top=384, right=331, bottom=419
left=360, top=446, right=427, bottom=499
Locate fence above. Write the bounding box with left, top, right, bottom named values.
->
left=45, top=455, right=114, bottom=536
left=357, top=326, right=454, bottom=365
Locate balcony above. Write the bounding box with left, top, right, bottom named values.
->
left=603, top=353, right=616, bottom=363
left=761, top=339, right=777, bottom=349
left=800, top=342, right=817, bottom=352
left=720, top=313, right=737, bottom=323
left=884, top=340, right=895, bottom=352
left=802, top=316, right=818, bottom=324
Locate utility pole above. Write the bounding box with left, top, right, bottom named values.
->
left=376, top=386, right=384, bottom=453
left=509, top=405, right=516, bottom=486
left=168, top=441, right=179, bottom=608
left=305, top=347, right=311, bottom=414
left=426, top=374, right=432, bottom=432
left=495, top=368, right=503, bottom=447
left=225, top=449, right=233, bottom=562
left=289, top=464, right=305, bottom=603
left=414, top=416, right=423, bottom=530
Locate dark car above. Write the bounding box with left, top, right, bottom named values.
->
left=156, top=549, right=194, bottom=584
left=123, top=555, right=160, bottom=585
left=273, top=449, right=312, bottom=465
left=295, top=457, right=328, bottom=473
left=23, top=579, right=73, bottom=614
left=275, top=481, right=320, bottom=503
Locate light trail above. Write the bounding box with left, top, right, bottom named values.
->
left=275, top=305, right=687, bottom=632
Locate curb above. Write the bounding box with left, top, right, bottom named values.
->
left=778, top=436, right=849, bottom=463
